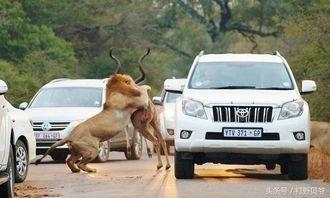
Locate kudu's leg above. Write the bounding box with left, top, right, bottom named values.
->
left=144, top=137, right=152, bottom=158
left=138, top=127, right=163, bottom=169
left=151, top=120, right=171, bottom=170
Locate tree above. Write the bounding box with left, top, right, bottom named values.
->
left=0, top=0, right=79, bottom=105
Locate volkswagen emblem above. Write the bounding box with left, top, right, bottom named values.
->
left=41, top=122, right=52, bottom=131
left=235, top=108, right=250, bottom=118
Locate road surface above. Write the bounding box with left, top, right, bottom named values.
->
left=15, top=151, right=330, bottom=198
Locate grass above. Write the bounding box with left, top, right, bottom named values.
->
left=308, top=147, right=330, bottom=182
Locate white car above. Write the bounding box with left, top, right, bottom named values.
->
left=21, top=79, right=143, bottom=162
left=1, top=80, right=36, bottom=198
left=173, top=51, right=316, bottom=180
left=153, top=79, right=185, bottom=153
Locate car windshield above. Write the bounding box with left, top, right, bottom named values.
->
left=30, top=87, right=103, bottom=108
left=165, top=91, right=181, bottom=103
left=189, top=62, right=293, bottom=90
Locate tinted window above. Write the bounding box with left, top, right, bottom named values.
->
left=30, top=87, right=103, bottom=108
left=189, top=62, right=293, bottom=90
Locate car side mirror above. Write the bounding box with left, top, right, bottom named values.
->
left=19, top=102, right=28, bottom=110
left=301, top=80, right=317, bottom=94
left=164, top=79, right=186, bottom=93
left=152, top=96, right=162, bottom=105
left=0, top=80, right=8, bottom=95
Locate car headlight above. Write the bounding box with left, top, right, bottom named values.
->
left=278, top=99, right=304, bottom=120
left=182, top=98, right=207, bottom=119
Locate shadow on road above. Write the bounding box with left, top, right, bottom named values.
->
left=194, top=167, right=287, bottom=181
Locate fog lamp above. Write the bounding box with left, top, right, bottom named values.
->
left=293, top=132, right=305, bottom=140
left=180, top=130, right=192, bottom=139
left=167, top=129, right=174, bottom=135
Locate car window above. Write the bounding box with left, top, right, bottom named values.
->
left=189, top=62, right=293, bottom=90
left=30, top=87, right=103, bottom=108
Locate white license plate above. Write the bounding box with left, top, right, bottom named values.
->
left=223, top=128, right=262, bottom=138
left=34, top=132, right=60, bottom=140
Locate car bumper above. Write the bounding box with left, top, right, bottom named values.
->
left=175, top=105, right=310, bottom=154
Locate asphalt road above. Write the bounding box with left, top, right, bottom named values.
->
left=15, top=151, right=330, bottom=198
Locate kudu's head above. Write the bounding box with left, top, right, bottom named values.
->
left=134, top=48, right=151, bottom=85
left=104, top=48, right=151, bottom=111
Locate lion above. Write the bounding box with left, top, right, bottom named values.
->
left=35, top=74, right=151, bottom=173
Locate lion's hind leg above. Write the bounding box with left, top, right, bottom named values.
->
left=77, top=146, right=99, bottom=173
left=66, top=153, right=81, bottom=173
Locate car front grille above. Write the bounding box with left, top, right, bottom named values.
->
left=212, top=106, right=273, bottom=123
left=36, top=140, right=61, bottom=147
left=33, top=122, right=70, bottom=131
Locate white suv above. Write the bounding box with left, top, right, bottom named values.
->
left=1, top=80, right=36, bottom=197
left=173, top=52, right=316, bottom=180
left=21, top=79, right=143, bottom=162
left=153, top=79, right=185, bottom=154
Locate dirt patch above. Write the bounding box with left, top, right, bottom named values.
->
left=15, top=185, right=63, bottom=198
left=308, top=147, right=330, bottom=182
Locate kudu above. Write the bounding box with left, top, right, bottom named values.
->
left=131, top=48, right=171, bottom=170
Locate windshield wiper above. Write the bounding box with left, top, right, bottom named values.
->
left=257, top=87, right=292, bottom=90
left=211, top=86, right=256, bottom=89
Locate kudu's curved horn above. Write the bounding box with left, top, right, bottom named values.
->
left=135, top=48, right=150, bottom=84
left=109, top=48, right=122, bottom=74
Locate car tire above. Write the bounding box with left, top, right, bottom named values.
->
left=15, top=140, right=29, bottom=183
left=288, top=154, right=308, bottom=180
left=95, top=141, right=110, bottom=163
left=265, top=163, right=276, bottom=170
left=125, top=129, right=142, bottom=160
left=0, top=146, right=15, bottom=198
left=280, top=162, right=288, bottom=175
left=175, top=151, right=194, bottom=179
left=50, top=151, right=68, bottom=162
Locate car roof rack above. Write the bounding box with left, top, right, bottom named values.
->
left=198, top=50, right=205, bottom=56
left=48, top=78, right=71, bottom=84
left=271, top=51, right=281, bottom=56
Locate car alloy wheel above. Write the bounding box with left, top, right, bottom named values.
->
left=96, top=141, right=110, bottom=162
left=15, top=140, right=29, bottom=183
left=133, top=131, right=142, bottom=158
left=16, top=147, right=27, bottom=176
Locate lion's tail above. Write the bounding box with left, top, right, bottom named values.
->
left=35, top=137, right=70, bottom=165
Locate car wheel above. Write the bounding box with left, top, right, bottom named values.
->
left=288, top=154, right=308, bottom=180
left=50, top=151, right=68, bottom=162
left=125, top=129, right=142, bottom=160
left=175, top=151, right=194, bottom=179
left=280, top=162, right=288, bottom=175
left=265, top=163, right=276, bottom=170
left=95, top=141, right=110, bottom=162
left=0, top=146, right=15, bottom=198
left=15, top=140, right=29, bottom=183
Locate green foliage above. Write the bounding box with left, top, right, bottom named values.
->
left=0, top=0, right=328, bottom=121
left=0, top=60, right=40, bottom=105
left=281, top=1, right=330, bottom=121
left=0, top=0, right=78, bottom=106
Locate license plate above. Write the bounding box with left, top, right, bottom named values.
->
left=223, top=128, right=262, bottom=138
left=34, top=132, right=60, bottom=140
